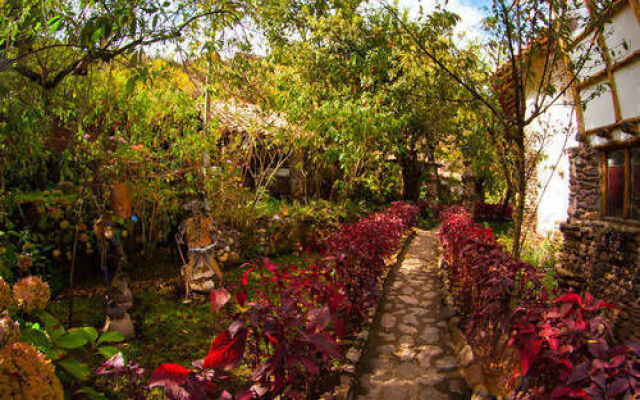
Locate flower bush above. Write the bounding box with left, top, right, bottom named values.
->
left=0, top=277, right=11, bottom=312
left=439, top=206, right=639, bottom=399
left=12, top=276, right=51, bottom=313
left=100, top=201, right=419, bottom=399
left=0, top=315, right=20, bottom=346
left=0, top=341, right=64, bottom=400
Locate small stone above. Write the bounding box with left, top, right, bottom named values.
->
left=346, top=348, right=362, bottom=363
left=398, top=324, right=418, bottom=335
left=436, top=356, right=458, bottom=371
left=381, top=314, right=396, bottom=329
left=398, top=295, right=419, bottom=305
left=419, top=327, right=440, bottom=343
left=376, top=344, right=395, bottom=355
left=402, top=314, right=418, bottom=325
left=395, top=362, right=420, bottom=378
left=358, top=329, right=370, bottom=342
left=417, top=370, right=443, bottom=386
left=398, top=335, right=415, bottom=346
left=394, top=346, right=416, bottom=361
left=378, top=332, right=395, bottom=342
left=400, top=287, right=414, bottom=295
left=422, top=291, right=438, bottom=300
left=472, top=385, right=490, bottom=400
left=417, top=345, right=443, bottom=357
left=417, top=352, right=431, bottom=368
left=458, top=344, right=474, bottom=367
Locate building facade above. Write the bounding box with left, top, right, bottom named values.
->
left=555, top=0, right=640, bottom=340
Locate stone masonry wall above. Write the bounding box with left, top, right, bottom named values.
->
left=559, top=141, right=640, bottom=341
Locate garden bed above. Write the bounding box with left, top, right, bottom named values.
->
left=438, top=207, right=639, bottom=399
left=92, top=202, right=421, bottom=399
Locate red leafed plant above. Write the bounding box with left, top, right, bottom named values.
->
left=438, top=206, right=639, bottom=400
left=473, top=201, right=512, bottom=221
left=99, top=202, right=419, bottom=400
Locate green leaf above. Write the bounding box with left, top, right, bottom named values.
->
left=55, top=327, right=97, bottom=349
left=75, top=387, right=108, bottom=400
left=21, top=326, right=65, bottom=360
left=37, top=311, right=66, bottom=339
left=96, top=346, right=120, bottom=359
left=97, top=331, right=125, bottom=344
left=59, top=357, right=90, bottom=381
left=49, top=16, right=62, bottom=33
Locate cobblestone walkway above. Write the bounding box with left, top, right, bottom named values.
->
left=356, top=228, right=469, bottom=400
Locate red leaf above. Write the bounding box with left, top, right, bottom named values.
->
left=555, top=293, right=583, bottom=307
left=148, top=363, right=190, bottom=388
left=210, top=289, right=231, bottom=313
left=164, top=384, right=191, bottom=400
left=299, top=357, right=320, bottom=375
left=306, top=306, right=331, bottom=333
left=303, top=333, right=341, bottom=358
left=235, top=291, right=247, bottom=307
left=608, top=378, right=629, bottom=397
left=203, top=329, right=248, bottom=369
left=242, top=268, right=254, bottom=287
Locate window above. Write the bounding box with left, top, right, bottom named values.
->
left=602, top=146, right=640, bottom=219
left=606, top=150, right=625, bottom=217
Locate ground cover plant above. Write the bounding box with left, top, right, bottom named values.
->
left=439, top=207, right=639, bottom=399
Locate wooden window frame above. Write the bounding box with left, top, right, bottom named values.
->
left=601, top=145, right=638, bottom=218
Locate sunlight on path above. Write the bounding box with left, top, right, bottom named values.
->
left=355, top=228, right=469, bottom=400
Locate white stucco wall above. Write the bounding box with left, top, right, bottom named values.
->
left=533, top=104, right=577, bottom=235
left=525, top=96, right=577, bottom=235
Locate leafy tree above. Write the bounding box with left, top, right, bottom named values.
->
left=385, top=0, right=606, bottom=258
left=0, top=0, right=246, bottom=89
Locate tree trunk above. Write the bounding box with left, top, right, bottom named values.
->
left=511, top=126, right=526, bottom=260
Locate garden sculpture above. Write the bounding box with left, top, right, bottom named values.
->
left=176, top=200, right=224, bottom=303
left=94, top=184, right=135, bottom=339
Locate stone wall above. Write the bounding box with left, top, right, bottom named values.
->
left=559, top=141, right=640, bottom=341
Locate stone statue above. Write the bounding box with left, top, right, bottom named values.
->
left=95, top=213, right=135, bottom=339
left=95, top=183, right=135, bottom=339
left=176, top=200, right=224, bottom=302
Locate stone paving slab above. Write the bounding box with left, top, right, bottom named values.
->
left=355, top=228, right=470, bottom=400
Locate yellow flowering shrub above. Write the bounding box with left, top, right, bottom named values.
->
left=0, top=277, right=11, bottom=312
left=0, top=316, right=20, bottom=346
left=0, top=342, right=64, bottom=400
left=12, top=276, right=50, bottom=314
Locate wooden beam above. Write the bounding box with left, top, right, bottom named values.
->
left=594, top=135, right=640, bottom=151
left=584, top=116, right=640, bottom=137
left=580, top=50, right=640, bottom=88
left=595, top=34, right=623, bottom=122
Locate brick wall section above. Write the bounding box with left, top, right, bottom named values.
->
left=559, top=141, right=640, bottom=341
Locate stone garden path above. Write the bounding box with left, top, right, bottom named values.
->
left=356, top=228, right=470, bottom=400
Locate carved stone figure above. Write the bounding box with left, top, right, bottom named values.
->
left=95, top=213, right=134, bottom=339
left=95, top=183, right=135, bottom=339
left=176, top=200, right=224, bottom=302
